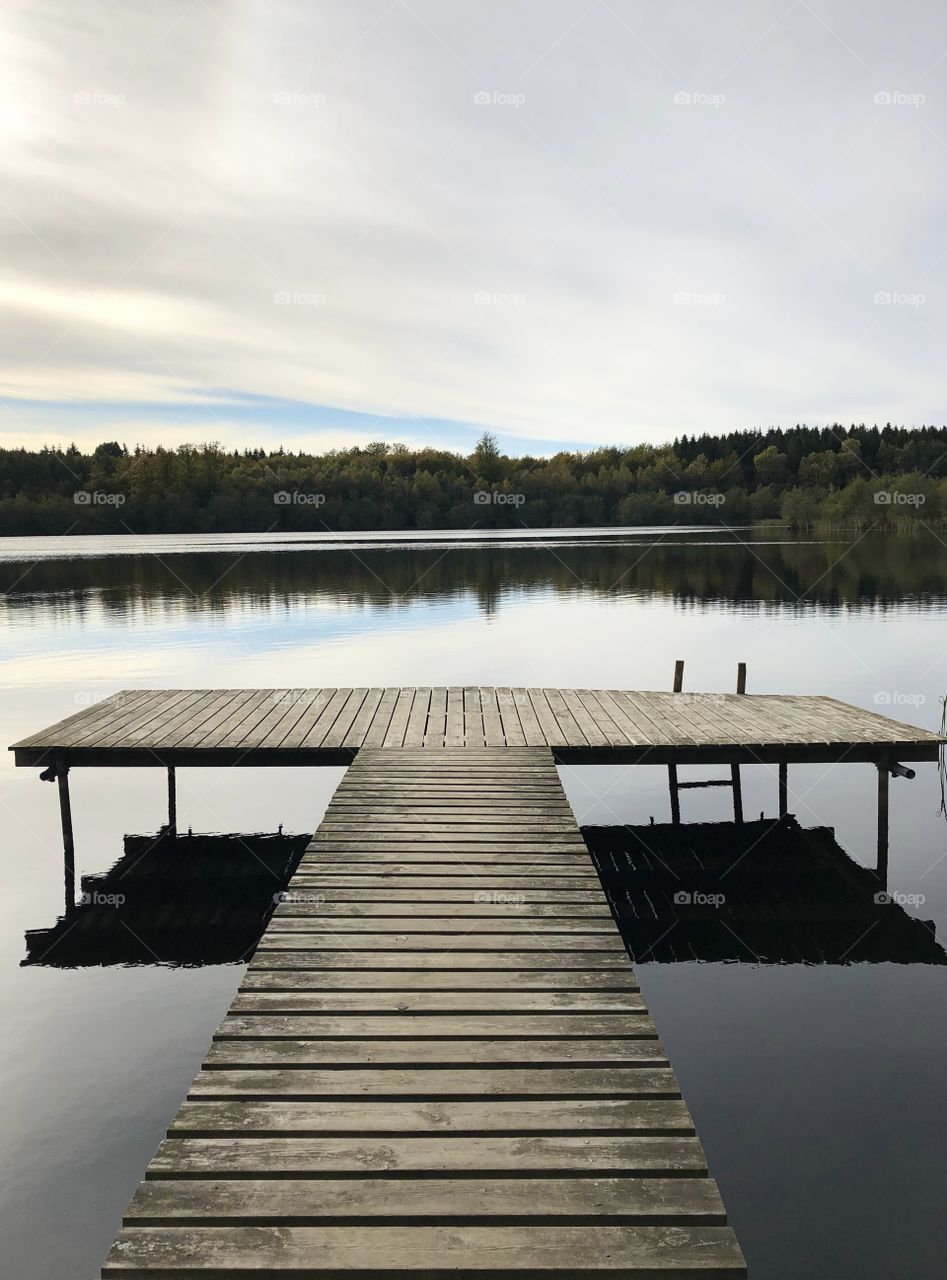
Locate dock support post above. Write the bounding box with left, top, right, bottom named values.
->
left=730, top=763, right=744, bottom=824
left=56, top=757, right=75, bottom=911
left=876, top=758, right=889, bottom=888
left=731, top=662, right=746, bottom=823
left=778, top=761, right=788, bottom=817
left=167, top=767, right=177, bottom=837
left=668, top=660, right=684, bottom=823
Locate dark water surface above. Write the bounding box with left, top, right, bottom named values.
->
left=1, top=527, right=946, bottom=1279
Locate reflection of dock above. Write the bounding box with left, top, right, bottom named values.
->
left=100, top=748, right=747, bottom=1278
left=23, top=833, right=308, bottom=967
left=586, top=819, right=945, bottom=965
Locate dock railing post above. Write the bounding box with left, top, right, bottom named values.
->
left=668, top=661, right=684, bottom=824
left=778, top=761, right=788, bottom=817
left=731, top=663, right=746, bottom=823
left=167, top=766, right=177, bottom=837
left=877, top=755, right=890, bottom=888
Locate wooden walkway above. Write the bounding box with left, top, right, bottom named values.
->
left=12, top=685, right=943, bottom=766
left=102, top=749, right=746, bottom=1277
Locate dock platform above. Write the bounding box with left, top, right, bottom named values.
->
left=102, top=748, right=746, bottom=1277
left=11, top=685, right=943, bottom=767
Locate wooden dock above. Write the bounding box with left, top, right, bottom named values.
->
left=12, top=685, right=943, bottom=766
left=12, top=681, right=945, bottom=1275
left=101, top=748, right=747, bottom=1277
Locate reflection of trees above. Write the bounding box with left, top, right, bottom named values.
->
left=2, top=533, right=944, bottom=620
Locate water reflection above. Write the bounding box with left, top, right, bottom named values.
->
left=23, top=832, right=308, bottom=968
left=2, top=531, right=945, bottom=619
left=24, top=820, right=945, bottom=971
left=587, top=819, right=945, bottom=964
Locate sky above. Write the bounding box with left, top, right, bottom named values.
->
left=1, top=0, right=945, bottom=457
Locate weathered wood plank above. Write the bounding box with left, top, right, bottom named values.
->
left=146, top=1134, right=705, bottom=1176
left=230, top=992, right=646, bottom=1013
left=123, top=1174, right=723, bottom=1224
left=215, top=1013, right=657, bottom=1039
left=204, top=1039, right=670, bottom=1067
left=103, top=1224, right=747, bottom=1276
left=167, top=1099, right=693, bottom=1137
left=187, top=1066, right=674, bottom=1098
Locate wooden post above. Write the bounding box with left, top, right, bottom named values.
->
left=778, top=761, right=788, bottom=817
left=669, top=661, right=684, bottom=823
left=731, top=663, right=746, bottom=822
left=876, top=759, right=889, bottom=888
left=167, top=766, right=177, bottom=837
left=730, top=763, right=744, bottom=824
left=56, top=758, right=75, bottom=911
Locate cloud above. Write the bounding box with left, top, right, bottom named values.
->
left=0, top=0, right=945, bottom=452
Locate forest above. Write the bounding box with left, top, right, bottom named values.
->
left=0, top=423, right=944, bottom=534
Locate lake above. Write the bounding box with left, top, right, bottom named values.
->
left=1, top=526, right=946, bottom=1279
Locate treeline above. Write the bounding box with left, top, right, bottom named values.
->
left=0, top=424, right=945, bottom=534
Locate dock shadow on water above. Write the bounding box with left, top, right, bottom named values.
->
left=584, top=818, right=946, bottom=966
left=22, top=831, right=309, bottom=967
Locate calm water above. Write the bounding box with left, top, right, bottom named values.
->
left=1, top=527, right=946, bottom=1279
